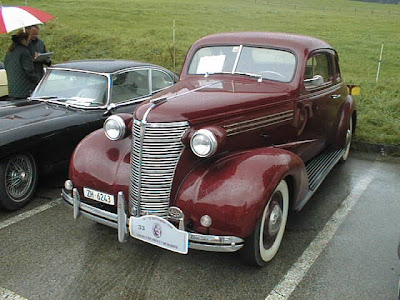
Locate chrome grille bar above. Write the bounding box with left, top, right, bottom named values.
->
left=130, top=119, right=189, bottom=218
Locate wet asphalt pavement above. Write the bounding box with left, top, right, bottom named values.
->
left=0, top=151, right=399, bottom=300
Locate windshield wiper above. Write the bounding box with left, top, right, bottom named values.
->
left=203, top=71, right=263, bottom=82
left=203, top=71, right=231, bottom=78
left=31, top=96, right=70, bottom=102
left=233, top=72, right=263, bottom=82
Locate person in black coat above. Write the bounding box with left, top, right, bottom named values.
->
left=4, top=31, right=39, bottom=99
left=27, top=25, right=51, bottom=79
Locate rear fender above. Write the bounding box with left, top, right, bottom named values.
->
left=335, top=95, right=357, bottom=148
left=176, top=147, right=308, bottom=238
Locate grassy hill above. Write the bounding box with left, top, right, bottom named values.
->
left=1, top=0, right=399, bottom=145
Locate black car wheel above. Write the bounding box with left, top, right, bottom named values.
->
left=241, top=180, right=289, bottom=266
left=0, top=153, right=38, bottom=210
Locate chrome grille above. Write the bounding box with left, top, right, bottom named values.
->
left=130, top=119, right=189, bottom=217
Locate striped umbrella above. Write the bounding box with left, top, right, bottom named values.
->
left=0, top=6, right=56, bottom=34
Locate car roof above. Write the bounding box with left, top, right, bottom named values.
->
left=51, top=59, right=159, bottom=73
left=191, top=32, right=333, bottom=54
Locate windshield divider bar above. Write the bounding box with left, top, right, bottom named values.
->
left=232, top=45, right=243, bottom=73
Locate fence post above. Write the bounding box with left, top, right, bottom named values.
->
left=376, top=43, right=384, bottom=83
left=172, top=19, right=176, bottom=73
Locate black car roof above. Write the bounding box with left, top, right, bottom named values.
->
left=51, top=59, right=159, bottom=73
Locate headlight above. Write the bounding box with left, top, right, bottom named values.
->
left=104, top=115, right=126, bottom=141
left=190, top=129, right=217, bottom=157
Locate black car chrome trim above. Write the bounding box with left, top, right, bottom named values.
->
left=31, top=66, right=175, bottom=111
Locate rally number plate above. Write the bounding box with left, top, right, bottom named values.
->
left=129, top=215, right=189, bottom=254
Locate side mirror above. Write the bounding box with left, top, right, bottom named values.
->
left=304, top=75, right=324, bottom=87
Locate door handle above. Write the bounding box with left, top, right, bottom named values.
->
left=331, top=94, right=341, bottom=99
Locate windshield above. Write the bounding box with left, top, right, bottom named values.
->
left=32, top=69, right=109, bottom=107
left=188, top=45, right=296, bottom=83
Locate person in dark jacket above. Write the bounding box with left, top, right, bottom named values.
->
left=4, top=31, right=39, bottom=99
left=27, top=25, right=51, bottom=79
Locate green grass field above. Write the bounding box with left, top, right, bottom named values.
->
left=1, top=0, right=399, bottom=145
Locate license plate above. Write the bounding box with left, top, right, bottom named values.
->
left=129, top=215, right=189, bottom=254
left=83, top=187, right=115, bottom=205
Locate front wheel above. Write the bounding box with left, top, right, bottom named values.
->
left=0, top=153, right=38, bottom=210
left=241, top=180, right=289, bottom=266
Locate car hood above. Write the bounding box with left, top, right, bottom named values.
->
left=134, top=78, right=297, bottom=125
left=0, top=99, right=38, bottom=117
left=0, top=101, right=101, bottom=147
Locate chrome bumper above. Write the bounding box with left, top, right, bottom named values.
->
left=62, top=188, right=244, bottom=253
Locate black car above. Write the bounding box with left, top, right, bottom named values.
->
left=0, top=59, right=177, bottom=210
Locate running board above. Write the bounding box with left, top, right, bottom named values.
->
left=296, top=148, right=344, bottom=211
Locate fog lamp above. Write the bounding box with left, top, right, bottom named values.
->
left=64, top=180, right=73, bottom=191
left=104, top=115, right=126, bottom=141
left=200, top=215, right=212, bottom=227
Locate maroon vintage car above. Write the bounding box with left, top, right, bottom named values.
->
left=62, top=32, right=356, bottom=266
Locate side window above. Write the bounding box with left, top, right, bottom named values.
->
left=111, top=69, right=150, bottom=103
left=334, top=56, right=342, bottom=82
left=151, top=70, right=174, bottom=92
left=304, top=53, right=332, bottom=87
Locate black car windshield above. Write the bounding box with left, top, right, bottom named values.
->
left=31, top=69, right=108, bottom=107
left=188, top=45, right=296, bottom=83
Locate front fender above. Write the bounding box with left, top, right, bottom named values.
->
left=175, top=147, right=307, bottom=238
left=69, top=128, right=131, bottom=202
left=336, top=95, right=357, bottom=148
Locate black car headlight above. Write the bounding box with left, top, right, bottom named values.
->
left=104, top=115, right=126, bottom=141
left=190, top=129, right=218, bottom=157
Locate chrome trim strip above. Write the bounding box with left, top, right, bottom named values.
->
left=224, top=110, right=294, bottom=129
left=32, top=66, right=172, bottom=111
left=133, top=119, right=188, bottom=128
left=224, top=110, right=294, bottom=136
left=62, top=189, right=244, bottom=253
left=189, top=242, right=243, bottom=252
left=299, top=82, right=344, bottom=101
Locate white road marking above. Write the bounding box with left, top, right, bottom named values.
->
left=266, top=166, right=377, bottom=300
left=0, top=198, right=61, bottom=230
left=0, top=287, right=28, bottom=300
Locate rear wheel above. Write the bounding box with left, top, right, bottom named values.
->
left=241, top=180, right=289, bottom=266
left=0, top=153, right=38, bottom=210
left=341, top=117, right=353, bottom=162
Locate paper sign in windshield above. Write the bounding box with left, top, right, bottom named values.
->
left=197, top=55, right=226, bottom=74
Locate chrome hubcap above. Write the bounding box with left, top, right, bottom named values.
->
left=346, top=128, right=351, bottom=146
left=268, top=204, right=282, bottom=236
